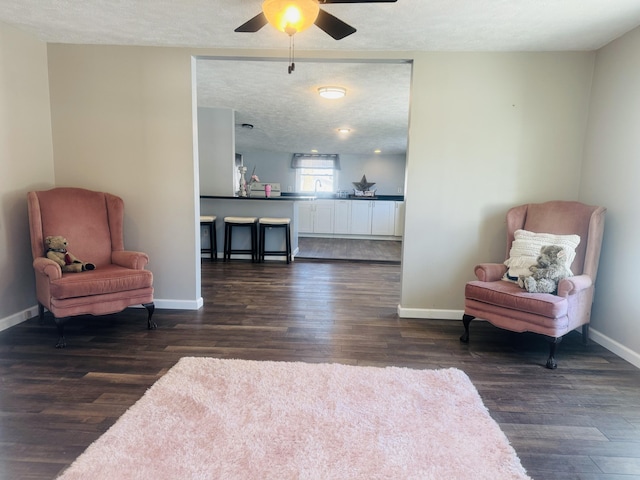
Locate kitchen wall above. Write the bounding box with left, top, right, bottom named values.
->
left=0, top=22, right=55, bottom=330
left=237, top=149, right=406, bottom=195
left=198, top=107, right=236, bottom=196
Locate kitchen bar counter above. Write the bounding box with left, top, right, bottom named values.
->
left=199, top=194, right=405, bottom=201
left=199, top=194, right=405, bottom=260
left=200, top=194, right=315, bottom=201
left=200, top=195, right=307, bottom=260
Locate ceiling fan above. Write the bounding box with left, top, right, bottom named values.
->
left=235, top=0, right=398, bottom=41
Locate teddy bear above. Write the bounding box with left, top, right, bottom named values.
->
left=45, top=235, right=96, bottom=273
left=518, top=245, right=571, bottom=294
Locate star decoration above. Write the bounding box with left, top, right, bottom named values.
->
left=352, top=175, right=376, bottom=191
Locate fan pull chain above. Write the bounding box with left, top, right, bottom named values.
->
left=288, top=34, right=295, bottom=74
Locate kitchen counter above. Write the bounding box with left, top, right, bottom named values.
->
left=199, top=193, right=405, bottom=260
left=200, top=194, right=316, bottom=201
left=200, top=194, right=405, bottom=201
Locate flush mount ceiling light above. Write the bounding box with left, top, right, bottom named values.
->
left=318, top=86, right=347, bottom=100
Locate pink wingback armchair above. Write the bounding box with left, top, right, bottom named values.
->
left=28, top=187, right=155, bottom=347
left=461, top=201, right=606, bottom=369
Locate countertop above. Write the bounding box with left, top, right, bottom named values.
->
left=200, top=194, right=405, bottom=201
left=200, top=194, right=315, bottom=201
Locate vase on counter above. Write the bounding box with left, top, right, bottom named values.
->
left=238, top=166, right=248, bottom=197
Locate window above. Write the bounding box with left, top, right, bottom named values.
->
left=291, top=154, right=340, bottom=193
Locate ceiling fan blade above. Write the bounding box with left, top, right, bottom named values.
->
left=320, top=0, right=397, bottom=3
left=234, top=12, right=268, bottom=33
left=315, top=9, right=356, bottom=40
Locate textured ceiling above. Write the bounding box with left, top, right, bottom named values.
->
left=4, top=0, right=640, bottom=51
left=196, top=58, right=412, bottom=155
left=3, top=0, right=640, bottom=155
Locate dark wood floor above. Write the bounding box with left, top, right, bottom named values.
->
left=1, top=260, right=639, bottom=479
left=297, top=236, right=401, bottom=263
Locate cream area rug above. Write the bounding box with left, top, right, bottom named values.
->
left=57, top=358, right=531, bottom=480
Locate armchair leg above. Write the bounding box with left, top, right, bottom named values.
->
left=53, top=317, right=67, bottom=348
left=546, top=336, right=563, bottom=369
left=38, top=303, right=45, bottom=324
left=460, top=314, right=474, bottom=343
left=144, top=302, right=157, bottom=330
left=582, top=324, right=590, bottom=345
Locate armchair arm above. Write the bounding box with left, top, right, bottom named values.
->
left=557, top=274, right=593, bottom=297
left=112, top=251, right=149, bottom=270
left=474, top=263, right=508, bottom=282
left=33, top=257, right=62, bottom=280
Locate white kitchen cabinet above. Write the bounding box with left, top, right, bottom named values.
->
left=299, top=200, right=334, bottom=234
left=371, top=201, right=396, bottom=236
left=314, top=200, right=335, bottom=234
left=350, top=201, right=373, bottom=234
left=302, top=199, right=401, bottom=237
left=333, top=200, right=351, bottom=234
left=298, top=202, right=314, bottom=233
left=394, top=201, right=405, bottom=237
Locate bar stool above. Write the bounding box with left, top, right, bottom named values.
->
left=200, top=215, right=217, bottom=262
left=223, top=216, right=258, bottom=262
left=258, top=217, right=292, bottom=264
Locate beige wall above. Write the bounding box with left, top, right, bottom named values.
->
left=0, top=22, right=55, bottom=328
left=47, top=44, right=200, bottom=308
left=400, top=52, right=595, bottom=315
left=580, top=26, right=640, bottom=364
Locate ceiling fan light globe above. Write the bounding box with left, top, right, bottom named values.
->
left=262, top=0, right=320, bottom=34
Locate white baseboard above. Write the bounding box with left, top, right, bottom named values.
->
left=589, top=328, right=640, bottom=369
left=152, top=298, right=204, bottom=310
left=397, top=306, right=463, bottom=320
left=0, top=299, right=204, bottom=333
left=0, top=306, right=39, bottom=332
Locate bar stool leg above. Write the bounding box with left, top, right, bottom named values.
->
left=211, top=219, right=217, bottom=261
left=223, top=222, right=231, bottom=261
left=259, top=224, right=265, bottom=262
left=285, top=223, right=291, bottom=264
left=252, top=223, right=258, bottom=263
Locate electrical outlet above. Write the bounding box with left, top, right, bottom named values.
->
left=397, top=187, right=402, bottom=194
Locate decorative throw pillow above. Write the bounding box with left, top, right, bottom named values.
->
left=503, top=229, right=580, bottom=282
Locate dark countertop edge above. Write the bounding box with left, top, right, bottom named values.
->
left=200, top=195, right=315, bottom=200
left=282, top=193, right=405, bottom=201
left=200, top=194, right=405, bottom=201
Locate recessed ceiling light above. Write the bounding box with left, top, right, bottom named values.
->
left=337, top=128, right=351, bottom=134
left=318, top=86, right=347, bottom=99
left=311, top=149, right=318, bottom=153
left=374, top=149, right=382, bottom=154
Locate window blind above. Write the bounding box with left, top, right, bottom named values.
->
left=291, top=153, right=340, bottom=170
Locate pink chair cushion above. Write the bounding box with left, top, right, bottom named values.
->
left=465, top=280, right=568, bottom=318
left=48, top=265, right=153, bottom=300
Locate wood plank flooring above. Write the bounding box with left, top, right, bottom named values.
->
left=1, top=260, right=639, bottom=479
